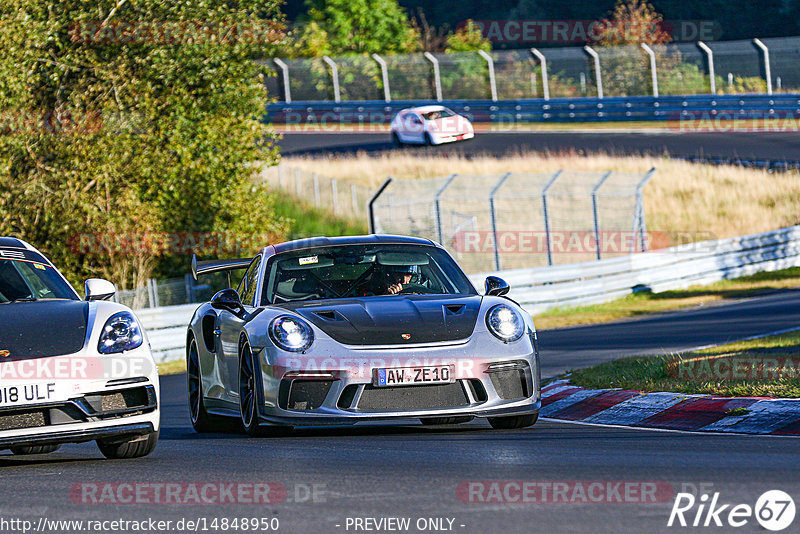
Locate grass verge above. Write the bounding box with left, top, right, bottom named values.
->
left=158, top=359, right=187, bottom=376
left=272, top=191, right=367, bottom=240
left=568, top=331, right=800, bottom=398
left=534, top=267, right=800, bottom=330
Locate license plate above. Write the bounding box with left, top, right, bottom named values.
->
left=373, top=365, right=455, bottom=387
left=0, top=383, right=59, bottom=408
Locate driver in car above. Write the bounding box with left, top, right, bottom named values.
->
left=378, top=264, right=420, bottom=295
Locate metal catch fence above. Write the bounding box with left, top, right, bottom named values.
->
left=259, top=164, right=373, bottom=221
left=369, top=169, right=656, bottom=273
left=264, top=37, right=800, bottom=103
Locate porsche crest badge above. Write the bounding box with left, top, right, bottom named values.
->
left=401, top=333, right=412, bottom=340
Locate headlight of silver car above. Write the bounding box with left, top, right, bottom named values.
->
left=98, top=311, right=144, bottom=354
left=486, top=304, right=525, bottom=343
left=270, top=315, right=314, bottom=352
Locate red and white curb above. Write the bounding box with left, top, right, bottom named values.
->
left=541, top=380, right=800, bottom=435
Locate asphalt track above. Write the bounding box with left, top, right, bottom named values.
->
left=278, top=131, right=800, bottom=161
left=2, top=291, right=800, bottom=533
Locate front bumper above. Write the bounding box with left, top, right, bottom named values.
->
left=0, top=383, right=159, bottom=450
left=256, top=336, right=541, bottom=426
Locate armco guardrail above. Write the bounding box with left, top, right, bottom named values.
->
left=136, top=304, right=197, bottom=364
left=266, top=94, right=800, bottom=125
left=142, top=226, right=800, bottom=364
left=468, top=225, right=800, bottom=315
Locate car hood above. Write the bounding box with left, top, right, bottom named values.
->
left=0, top=300, right=88, bottom=360
left=275, top=295, right=482, bottom=346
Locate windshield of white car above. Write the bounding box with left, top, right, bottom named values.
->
left=421, top=109, right=456, bottom=121
left=262, top=244, right=477, bottom=304
left=0, top=258, right=78, bottom=303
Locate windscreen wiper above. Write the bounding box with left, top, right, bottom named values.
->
left=3, top=297, right=38, bottom=303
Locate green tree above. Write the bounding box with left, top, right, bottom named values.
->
left=298, top=0, right=419, bottom=56
left=0, top=0, right=288, bottom=289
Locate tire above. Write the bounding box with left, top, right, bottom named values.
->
left=424, top=132, right=434, bottom=146
left=420, top=416, right=473, bottom=425
left=239, top=342, right=292, bottom=438
left=488, top=413, right=538, bottom=430
left=187, top=337, right=229, bottom=433
left=391, top=132, right=402, bottom=147
left=97, top=430, right=159, bottom=459
left=10, top=444, right=61, bottom=455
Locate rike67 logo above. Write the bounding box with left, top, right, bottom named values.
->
left=668, top=490, right=796, bottom=531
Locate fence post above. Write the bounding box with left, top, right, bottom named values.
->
left=697, top=42, right=716, bottom=95
left=313, top=173, right=321, bottom=206
left=583, top=46, right=603, bottom=99
left=277, top=163, right=284, bottom=188
left=272, top=58, right=291, bottom=103
left=753, top=39, right=773, bottom=95
left=489, top=172, right=512, bottom=271
left=434, top=174, right=458, bottom=245
left=322, top=55, right=341, bottom=103
left=295, top=168, right=302, bottom=196
left=368, top=177, right=394, bottom=234
left=478, top=50, right=498, bottom=101
left=640, top=43, right=659, bottom=98
left=371, top=53, right=391, bottom=102
left=184, top=274, right=195, bottom=304
left=331, top=179, right=338, bottom=214
left=424, top=52, right=443, bottom=102
left=541, top=170, right=563, bottom=266
left=591, top=171, right=613, bottom=261
left=634, top=168, right=657, bottom=252
left=351, top=183, right=359, bottom=214
left=147, top=278, right=159, bottom=308
left=531, top=48, right=550, bottom=100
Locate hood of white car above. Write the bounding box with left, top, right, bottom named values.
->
left=0, top=300, right=88, bottom=360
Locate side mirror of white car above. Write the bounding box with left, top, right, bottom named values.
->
left=85, top=278, right=116, bottom=301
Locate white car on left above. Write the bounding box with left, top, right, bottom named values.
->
left=390, top=105, right=475, bottom=146
left=0, top=237, right=159, bottom=459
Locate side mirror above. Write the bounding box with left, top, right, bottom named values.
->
left=211, top=288, right=244, bottom=314
left=485, top=276, right=510, bottom=297
left=85, top=278, right=116, bottom=301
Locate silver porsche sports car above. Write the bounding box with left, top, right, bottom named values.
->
left=0, top=237, right=160, bottom=458
left=187, top=235, right=540, bottom=436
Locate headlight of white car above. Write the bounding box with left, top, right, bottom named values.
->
left=270, top=315, right=314, bottom=352
left=98, top=311, right=144, bottom=354
left=486, top=304, right=525, bottom=343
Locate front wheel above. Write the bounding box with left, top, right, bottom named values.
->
left=239, top=343, right=292, bottom=437
left=97, top=431, right=159, bottom=459
left=10, top=444, right=61, bottom=455
left=488, top=413, right=538, bottom=430
left=424, top=132, right=434, bottom=146
left=391, top=131, right=402, bottom=147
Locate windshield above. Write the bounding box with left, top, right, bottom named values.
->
left=0, top=257, right=78, bottom=303
left=421, top=109, right=456, bottom=121
left=262, top=244, right=477, bottom=304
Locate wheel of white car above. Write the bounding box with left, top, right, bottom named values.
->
left=391, top=132, right=403, bottom=147
left=424, top=132, right=434, bottom=146
left=97, top=431, right=159, bottom=459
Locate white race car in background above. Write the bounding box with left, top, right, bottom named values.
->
left=0, top=237, right=160, bottom=459
left=390, top=106, right=475, bottom=146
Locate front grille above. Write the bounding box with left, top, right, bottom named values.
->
left=280, top=380, right=333, bottom=410
left=0, top=410, right=46, bottom=431
left=357, top=382, right=469, bottom=411
left=489, top=369, right=529, bottom=400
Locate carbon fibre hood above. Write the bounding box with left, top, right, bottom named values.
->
left=277, top=295, right=482, bottom=346
left=0, top=300, right=88, bottom=359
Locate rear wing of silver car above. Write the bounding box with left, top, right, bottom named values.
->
left=191, top=255, right=253, bottom=281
